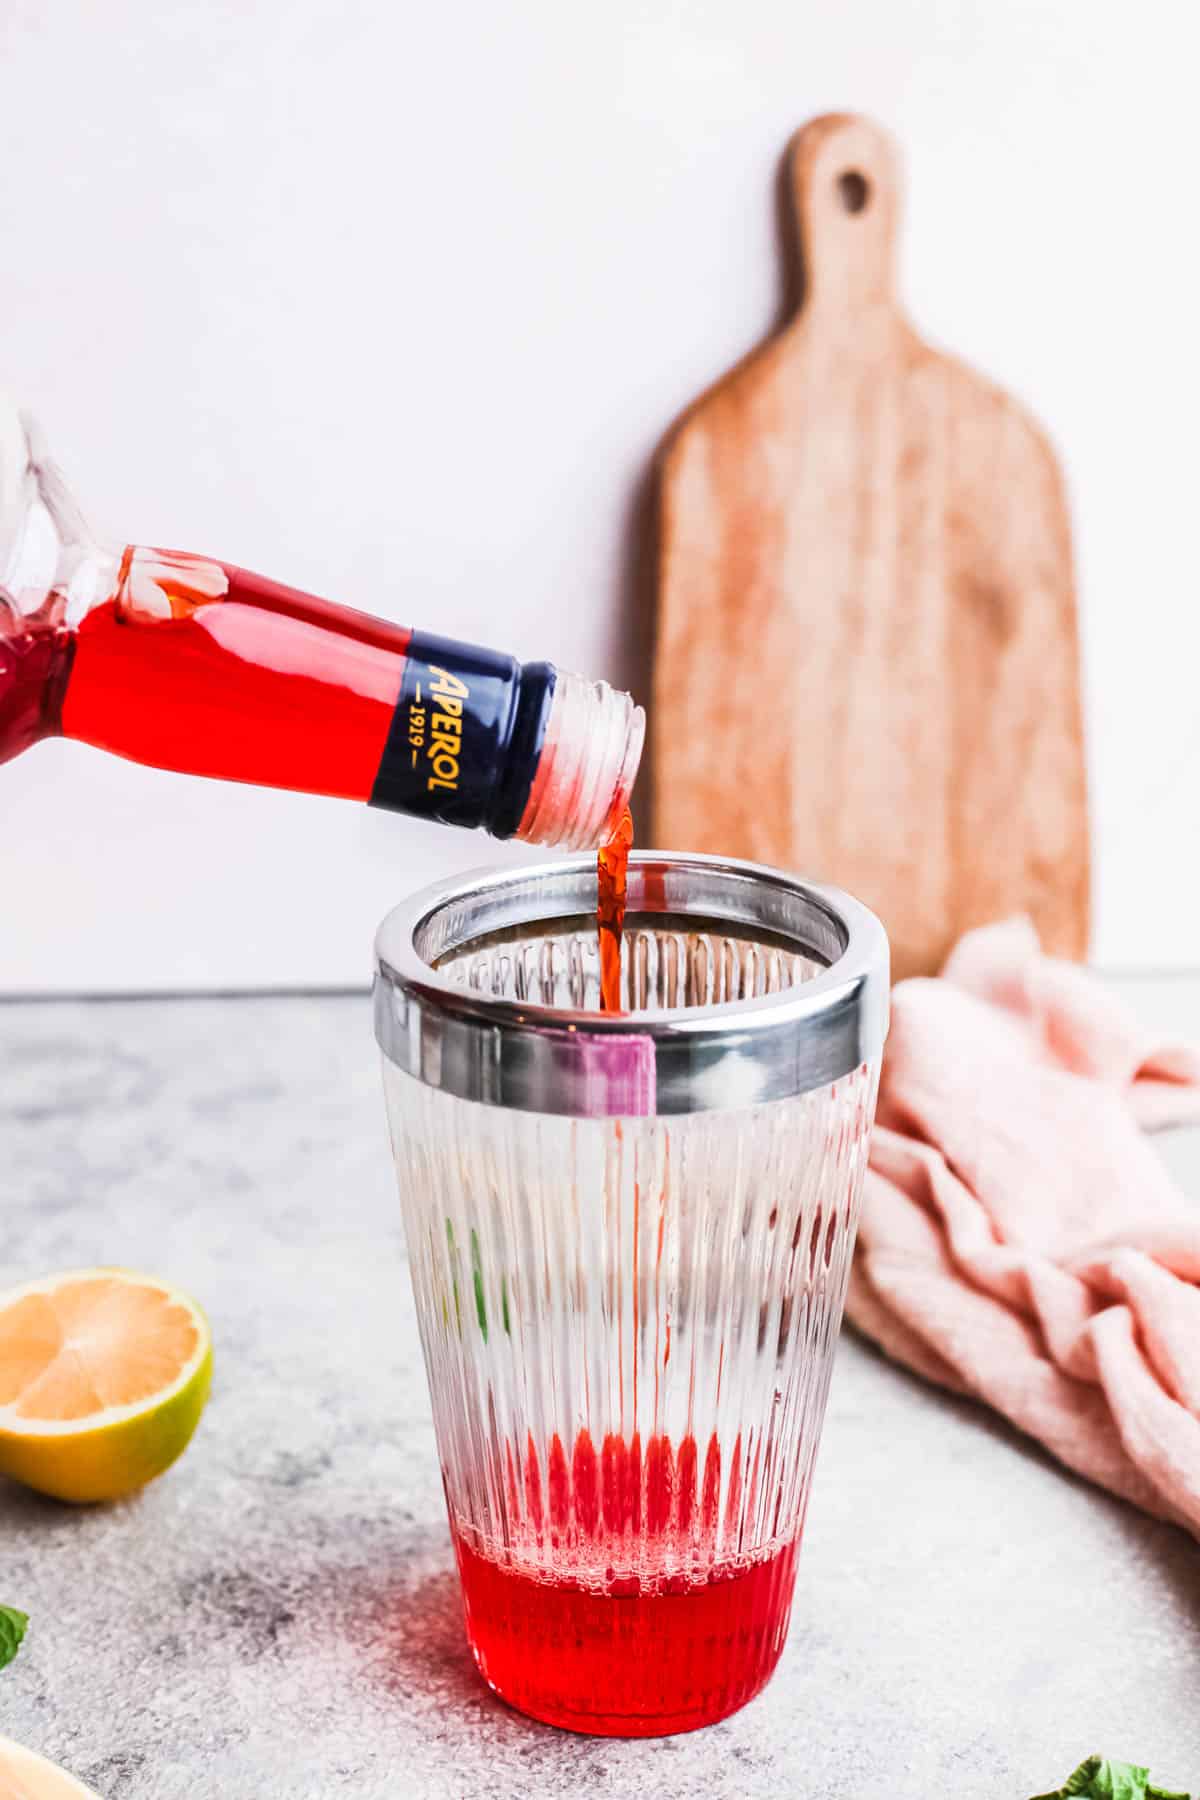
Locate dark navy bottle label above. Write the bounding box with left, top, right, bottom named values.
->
left=369, top=630, right=555, bottom=837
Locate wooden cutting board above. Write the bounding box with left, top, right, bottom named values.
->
left=652, top=113, right=1089, bottom=980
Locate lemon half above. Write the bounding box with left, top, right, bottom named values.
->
left=0, top=1268, right=212, bottom=1504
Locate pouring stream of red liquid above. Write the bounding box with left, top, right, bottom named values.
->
left=597, top=807, right=632, bottom=1012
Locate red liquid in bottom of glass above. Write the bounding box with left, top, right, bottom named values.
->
left=452, top=1528, right=798, bottom=1736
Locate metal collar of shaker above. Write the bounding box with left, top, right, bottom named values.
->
left=372, top=853, right=890, bottom=1118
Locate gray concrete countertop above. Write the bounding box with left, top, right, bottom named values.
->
left=2, top=986, right=1199, bottom=1799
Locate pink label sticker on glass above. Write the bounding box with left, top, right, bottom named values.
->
left=545, top=1028, right=656, bottom=1117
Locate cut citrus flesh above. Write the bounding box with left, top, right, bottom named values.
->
left=0, top=1270, right=212, bottom=1504
left=0, top=1733, right=101, bottom=1798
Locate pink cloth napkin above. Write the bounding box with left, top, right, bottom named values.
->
left=847, top=918, right=1200, bottom=1535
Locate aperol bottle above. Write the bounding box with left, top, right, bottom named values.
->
left=0, top=413, right=642, bottom=850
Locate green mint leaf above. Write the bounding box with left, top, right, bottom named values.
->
left=1030, top=1756, right=1190, bottom=1800
left=0, top=1605, right=28, bottom=1672
left=470, top=1228, right=488, bottom=1342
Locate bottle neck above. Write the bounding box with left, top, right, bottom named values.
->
left=367, top=640, right=644, bottom=850
left=367, top=632, right=554, bottom=837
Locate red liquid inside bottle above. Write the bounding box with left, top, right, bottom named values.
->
left=60, top=564, right=411, bottom=800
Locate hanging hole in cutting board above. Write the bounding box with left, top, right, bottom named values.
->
left=837, top=170, right=870, bottom=213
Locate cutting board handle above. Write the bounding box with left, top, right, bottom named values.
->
left=787, top=113, right=900, bottom=321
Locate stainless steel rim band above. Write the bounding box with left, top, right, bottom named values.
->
left=373, top=853, right=890, bottom=1117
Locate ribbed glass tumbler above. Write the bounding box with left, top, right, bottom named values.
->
left=374, top=855, right=888, bottom=1737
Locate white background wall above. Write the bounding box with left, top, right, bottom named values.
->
left=1, top=0, right=1195, bottom=990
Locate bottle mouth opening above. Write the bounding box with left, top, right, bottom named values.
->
left=374, top=854, right=889, bottom=1115
left=516, top=671, right=645, bottom=850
